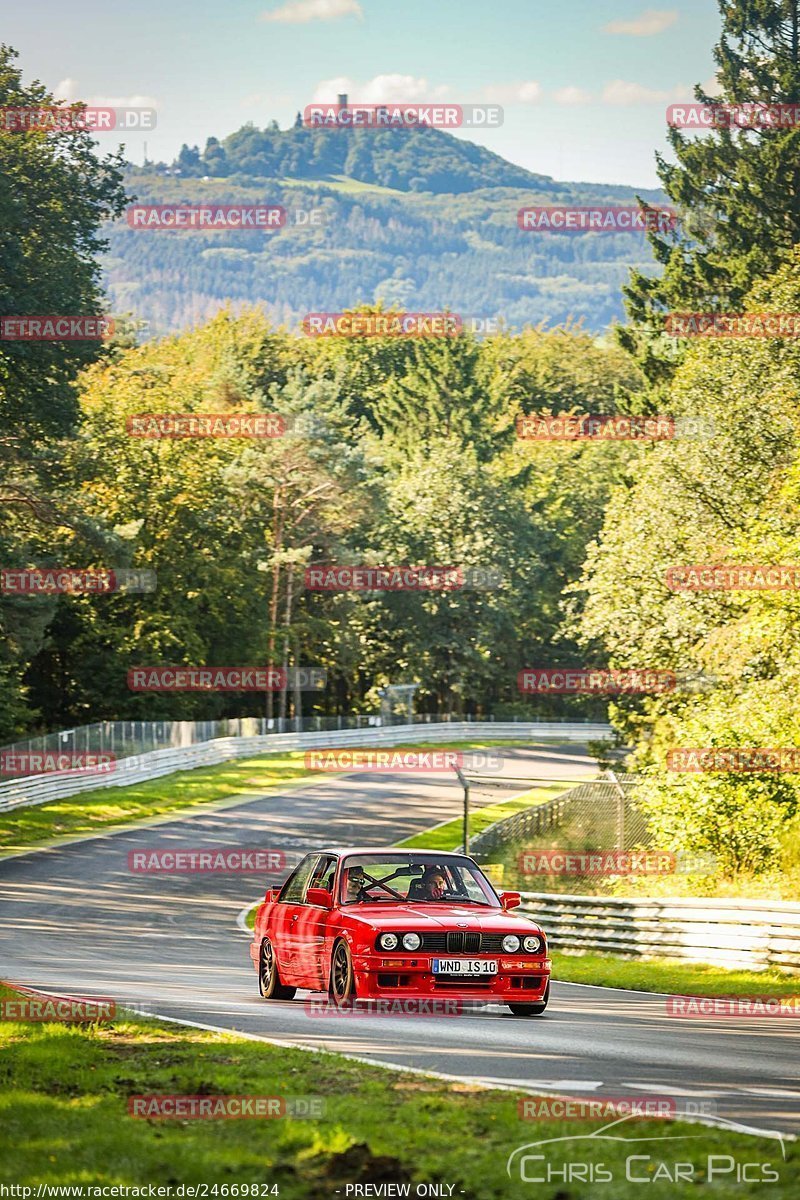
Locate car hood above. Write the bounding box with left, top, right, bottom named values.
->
left=342, top=903, right=543, bottom=935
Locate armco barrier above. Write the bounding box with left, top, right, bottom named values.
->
left=0, top=720, right=611, bottom=813
left=519, top=892, right=800, bottom=973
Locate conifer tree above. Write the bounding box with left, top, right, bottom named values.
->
left=622, top=0, right=800, bottom=383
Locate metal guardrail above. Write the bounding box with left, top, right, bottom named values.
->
left=0, top=713, right=607, bottom=766
left=0, top=720, right=612, bottom=813
left=519, top=892, right=800, bottom=973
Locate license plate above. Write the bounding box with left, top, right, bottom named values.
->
left=432, top=958, right=497, bottom=975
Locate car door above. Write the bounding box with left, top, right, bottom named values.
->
left=292, top=853, right=339, bottom=989
left=269, top=854, right=319, bottom=984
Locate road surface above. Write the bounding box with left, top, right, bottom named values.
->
left=1, top=744, right=797, bottom=1139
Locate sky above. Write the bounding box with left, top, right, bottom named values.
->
left=4, top=0, right=723, bottom=186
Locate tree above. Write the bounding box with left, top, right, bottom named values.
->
left=177, top=143, right=201, bottom=174
left=578, top=250, right=800, bottom=880
left=622, top=0, right=800, bottom=384
left=0, top=45, right=127, bottom=738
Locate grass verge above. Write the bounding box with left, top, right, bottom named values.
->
left=395, top=782, right=574, bottom=852
left=551, top=950, right=800, bottom=999
left=0, top=739, right=512, bottom=855
left=0, top=984, right=793, bottom=1196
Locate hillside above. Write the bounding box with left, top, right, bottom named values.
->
left=103, top=123, right=668, bottom=336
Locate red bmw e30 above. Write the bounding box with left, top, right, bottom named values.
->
left=249, top=848, right=551, bottom=1015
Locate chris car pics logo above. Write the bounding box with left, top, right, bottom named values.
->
left=506, top=1114, right=784, bottom=1185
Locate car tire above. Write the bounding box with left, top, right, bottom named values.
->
left=329, top=938, right=355, bottom=1007
left=258, top=936, right=296, bottom=1000
left=508, top=981, right=550, bottom=1017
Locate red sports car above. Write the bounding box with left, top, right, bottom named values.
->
left=249, top=848, right=551, bottom=1016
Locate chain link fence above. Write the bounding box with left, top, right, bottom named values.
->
left=470, top=773, right=660, bottom=893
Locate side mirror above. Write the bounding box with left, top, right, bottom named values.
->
left=306, top=886, right=334, bottom=910
left=500, top=891, right=521, bottom=911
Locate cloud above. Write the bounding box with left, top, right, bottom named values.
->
left=604, top=8, right=677, bottom=36
left=700, top=74, right=723, bottom=98
left=480, top=81, right=542, bottom=104
left=53, top=78, right=158, bottom=109
left=87, top=94, right=159, bottom=108
left=552, top=86, right=592, bottom=106
left=261, top=0, right=362, bottom=24
left=312, top=74, right=450, bottom=102
left=55, top=78, right=79, bottom=101
left=602, top=79, right=673, bottom=105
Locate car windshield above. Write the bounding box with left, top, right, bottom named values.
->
left=339, top=854, right=499, bottom=907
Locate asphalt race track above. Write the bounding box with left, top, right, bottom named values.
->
left=1, top=745, right=798, bottom=1139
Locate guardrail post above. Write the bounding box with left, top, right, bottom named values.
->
left=608, top=769, right=626, bottom=848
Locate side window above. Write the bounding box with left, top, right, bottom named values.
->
left=278, top=854, right=318, bottom=903
left=309, top=854, right=337, bottom=892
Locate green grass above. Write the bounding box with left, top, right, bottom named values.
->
left=0, top=985, right=794, bottom=1195
left=0, top=751, right=318, bottom=855
left=396, top=782, right=575, bottom=852
left=0, top=739, right=530, bottom=855
left=551, top=950, right=800, bottom=998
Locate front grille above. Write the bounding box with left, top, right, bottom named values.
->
left=420, top=932, right=510, bottom=953
left=448, top=931, right=480, bottom=953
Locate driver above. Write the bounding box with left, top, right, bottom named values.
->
left=420, top=867, right=448, bottom=900
left=344, top=864, right=367, bottom=902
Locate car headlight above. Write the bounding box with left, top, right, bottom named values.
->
left=502, top=935, right=520, bottom=952
left=379, top=933, right=398, bottom=950
left=402, top=932, right=422, bottom=950
left=523, top=935, right=542, bottom=953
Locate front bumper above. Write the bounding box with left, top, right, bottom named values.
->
left=352, top=953, right=551, bottom=1002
